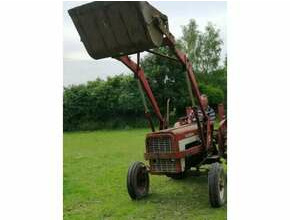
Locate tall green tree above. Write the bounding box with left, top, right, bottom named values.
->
left=180, top=20, right=223, bottom=74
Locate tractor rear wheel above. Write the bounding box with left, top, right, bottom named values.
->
left=127, top=161, right=149, bottom=200
left=208, top=162, right=226, bottom=207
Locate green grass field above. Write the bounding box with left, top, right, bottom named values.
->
left=64, top=129, right=227, bottom=220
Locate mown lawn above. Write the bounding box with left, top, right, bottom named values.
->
left=64, top=129, right=226, bottom=219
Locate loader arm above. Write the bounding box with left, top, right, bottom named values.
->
left=154, top=17, right=211, bottom=149
left=117, top=56, right=165, bottom=130
left=116, top=17, right=211, bottom=148
left=167, top=37, right=210, bottom=149
left=154, top=17, right=208, bottom=120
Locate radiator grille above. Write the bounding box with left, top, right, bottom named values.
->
left=147, top=136, right=173, bottom=153
left=150, top=159, right=178, bottom=172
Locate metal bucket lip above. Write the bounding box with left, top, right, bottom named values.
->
left=68, top=1, right=167, bottom=24
left=68, top=1, right=168, bottom=60
left=68, top=1, right=133, bottom=16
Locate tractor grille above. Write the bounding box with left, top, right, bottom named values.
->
left=146, top=136, right=173, bottom=153
left=150, top=159, right=178, bottom=173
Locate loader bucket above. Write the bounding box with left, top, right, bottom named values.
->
left=68, top=1, right=168, bottom=60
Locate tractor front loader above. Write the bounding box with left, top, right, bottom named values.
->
left=68, top=1, right=227, bottom=207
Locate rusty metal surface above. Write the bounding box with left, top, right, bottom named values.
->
left=149, top=123, right=198, bottom=136
left=68, top=1, right=168, bottom=59
left=218, top=103, right=225, bottom=121
left=144, top=145, right=202, bottom=159
left=145, top=125, right=203, bottom=173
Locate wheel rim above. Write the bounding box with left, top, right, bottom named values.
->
left=136, top=167, right=148, bottom=194
left=218, top=172, right=225, bottom=200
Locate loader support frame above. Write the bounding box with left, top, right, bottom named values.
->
left=116, top=35, right=212, bottom=149
left=113, top=14, right=214, bottom=149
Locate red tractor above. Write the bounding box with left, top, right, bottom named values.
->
left=69, top=1, right=227, bottom=207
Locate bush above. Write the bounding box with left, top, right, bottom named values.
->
left=63, top=73, right=226, bottom=131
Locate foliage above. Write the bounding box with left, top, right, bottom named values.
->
left=199, top=83, right=224, bottom=107
left=63, top=129, right=227, bottom=219
left=63, top=76, right=147, bottom=131
left=179, top=20, right=223, bottom=74
left=141, top=47, right=189, bottom=116
left=63, top=19, right=227, bottom=131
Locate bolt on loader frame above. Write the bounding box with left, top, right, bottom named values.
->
left=68, top=1, right=227, bottom=207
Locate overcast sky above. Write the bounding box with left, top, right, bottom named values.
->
left=63, top=1, right=227, bottom=86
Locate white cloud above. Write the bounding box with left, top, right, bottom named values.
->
left=63, top=51, right=91, bottom=61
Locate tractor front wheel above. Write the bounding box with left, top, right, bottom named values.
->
left=127, top=161, right=149, bottom=200
left=208, top=162, right=226, bottom=207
